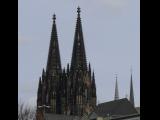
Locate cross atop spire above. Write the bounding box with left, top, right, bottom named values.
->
left=114, top=74, right=119, bottom=100
left=77, top=6, right=81, bottom=15
left=52, top=14, right=56, bottom=22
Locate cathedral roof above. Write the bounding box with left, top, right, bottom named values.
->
left=95, top=98, right=138, bottom=118
left=110, top=113, right=140, bottom=120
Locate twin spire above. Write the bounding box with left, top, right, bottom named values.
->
left=46, top=6, right=87, bottom=76
left=114, top=71, right=135, bottom=107
left=45, top=7, right=135, bottom=107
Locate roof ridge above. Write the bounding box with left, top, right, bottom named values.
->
left=97, top=98, right=128, bottom=106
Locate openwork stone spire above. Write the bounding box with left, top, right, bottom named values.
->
left=70, top=7, right=87, bottom=72
left=46, top=14, right=62, bottom=76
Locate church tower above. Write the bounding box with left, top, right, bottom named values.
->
left=68, top=7, right=96, bottom=115
left=37, top=14, right=62, bottom=113
left=36, top=7, right=97, bottom=117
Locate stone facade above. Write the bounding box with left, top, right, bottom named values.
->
left=36, top=7, right=97, bottom=117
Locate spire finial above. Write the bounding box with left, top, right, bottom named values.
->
left=52, top=14, right=56, bottom=22
left=77, top=6, right=81, bottom=15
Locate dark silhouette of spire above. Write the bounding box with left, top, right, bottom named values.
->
left=91, top=71, right=96, bottom=98
left=92, top=71, right=96, bottom=88
left=130, top=69, right=135, bottom=107
left=114, top=74, right=119, bottom=100
left=66, top=63, right=70, bottom=74
left=42, top=68, right=46, bottom=83
left=38, top=77, right=42, bottom=94
left=88, top=63, right=91, bottom=72
left=46, top=14, right=62, bottom=76
left=91, top=71, right=97, bottom=106
left=70, top=7, right=87, bottom=72
left=42, top=68, right=45, bottom=76
left=37, top=77, right=42, bottom=107
left=88, top=62, right=91, bottom=79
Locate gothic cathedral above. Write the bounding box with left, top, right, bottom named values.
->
left=37, top=7, right=97, bottom=116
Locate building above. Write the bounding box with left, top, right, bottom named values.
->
left=36, top=7, right=140, bottom=120
left=38, top=98, right=140, bottom=120
left=92, top=98, right=139, bottom=119
left=36, top=7, right=97, bottom=118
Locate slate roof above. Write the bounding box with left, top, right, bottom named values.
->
left=95, top=98, right=138, bottom=118
left=44, top=113, right=80, bottom=120
left=110, top=113, right=140, bottom=120
left=44, top=98, right=138, bottom=119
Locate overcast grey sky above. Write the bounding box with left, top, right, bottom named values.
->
left=18, top=0, right=140, bottom=107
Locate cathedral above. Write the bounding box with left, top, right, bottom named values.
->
left=37, top=7, right=97, bottom=116
left=36, top=7, right=139, bottom=120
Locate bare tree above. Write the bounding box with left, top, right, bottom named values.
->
left=18, top=102, right=36, bottom=120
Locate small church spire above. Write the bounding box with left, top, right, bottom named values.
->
left=114, top=74, right=119, bottom=100
left=37, top=77, right=42, bottom=107
left=88, top=63, right=91, bottom=72
left=91, top=71, right=96, bottom=88
left=42, top=68, right=45, bottom=76
left=129, top=68, right=135, bottom=107
left=91, top=71, right=96, bottom=101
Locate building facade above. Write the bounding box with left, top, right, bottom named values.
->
left=37, top=7, right=97, bottom=117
